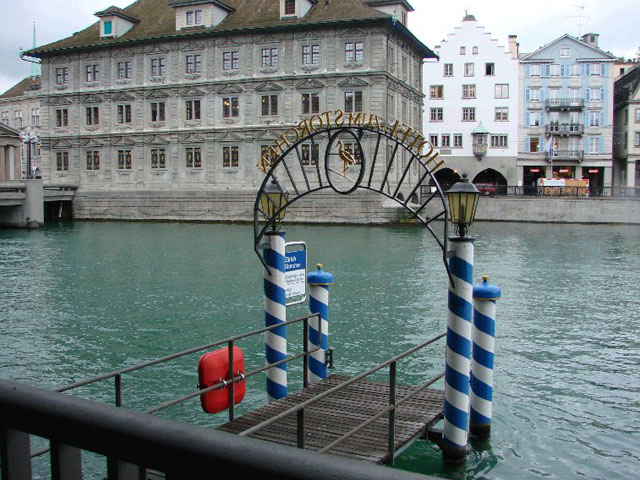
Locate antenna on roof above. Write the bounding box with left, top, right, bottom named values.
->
left=569, top=3, right=588, bottom=37
left=31, top=20, right=40, bottom=78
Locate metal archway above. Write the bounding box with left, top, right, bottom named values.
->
left=254, top=113, right=451, bottom=279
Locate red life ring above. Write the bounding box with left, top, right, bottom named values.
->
left=198, top=346, right=246, bottom=414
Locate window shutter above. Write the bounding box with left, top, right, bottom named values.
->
left=584, top=111, right=588, bottom=125
left=599, top=137, right=604, bottom=153
left=600, top=110, right=605, bottom=126
left=545, top=64, right=551, bottom=77
left=601, top=63, right=607, bottom=76
left=540, top=89, right=545, bottom=101
left=525, top=88, right=530, bottom=101
left=600, top=88, right=605, bottom=102
left=526, top=64, right=530, bottom=77
left=525, top=111, right=530, bottom=126
left=525, top=137, right=530, bottom=153
left=541, top=112, right=545, bottom=126
left=585, top=89, right=590, bottom=101
left=581, top=63, right=586, bottom=77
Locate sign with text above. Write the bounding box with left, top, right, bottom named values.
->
left=285, top=243, right=307, bottom=306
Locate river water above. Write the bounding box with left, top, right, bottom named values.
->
left=1, top=221, right=639, bottom=479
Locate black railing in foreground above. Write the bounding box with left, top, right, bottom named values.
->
left=239, top=332, right=446, bottom=465
left=0, top=379, right=439, bottom=480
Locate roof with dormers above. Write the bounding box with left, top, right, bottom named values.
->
left=26, top=0, right=433, bottom=58
left=95, top=6, right=141, bottom=23
left=0, top=76, right=41, bottom=100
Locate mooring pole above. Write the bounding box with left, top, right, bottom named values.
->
left=263, top=231, right=287, bottom=402
left=307, top=264, right=333, bottom=384
left=442, top=237, right=474, bottom=463
left=470, top=275, right=501, bottom=439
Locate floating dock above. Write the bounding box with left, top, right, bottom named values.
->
left=218, top=375, right=444, bottom=464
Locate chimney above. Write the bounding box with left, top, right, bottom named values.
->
left=508, top=35, right=519, bottom=59
left=581, top=33, right=599, bottom=48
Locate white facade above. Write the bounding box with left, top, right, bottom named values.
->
left=423, top=15, right=519, bottom=186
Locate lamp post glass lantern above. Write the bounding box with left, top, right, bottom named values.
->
left=260, top=180, right=288, bottom=230
left=447, top=175, right=480, bottom=238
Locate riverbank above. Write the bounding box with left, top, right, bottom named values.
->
left=72, top=189, right=640, bottom=225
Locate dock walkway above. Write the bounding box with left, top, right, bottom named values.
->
left=218, top=374, right=444, bottom=464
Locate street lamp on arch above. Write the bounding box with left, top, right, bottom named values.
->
left=447, top=174, right=480, bottom=238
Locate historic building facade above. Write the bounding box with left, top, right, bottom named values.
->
left=613, top=65, right=640, bottom=189
left=423, top=14, right=520, bottom=189
left=518, top=33, right=617, bottom=191
left=21, top=0, right=432, bottom=209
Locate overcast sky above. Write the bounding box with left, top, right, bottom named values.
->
left=1, top=0, right=638, bottom=94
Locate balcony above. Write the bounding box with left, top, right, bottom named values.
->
left=545, top=123, right=584, bottom=136
left=545, top=99, right=585, bottom=110
left=545, top=149, right=584, bottom=163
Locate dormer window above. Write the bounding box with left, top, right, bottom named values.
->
left=186, top=10, right=203, bottom=25
left=284, top=0, right=296, bottom=15
left=170, top=1, right=235, bottom=30
left=95, top=7, right=139, bottom=39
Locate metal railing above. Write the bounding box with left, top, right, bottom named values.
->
left=0, top=379, right=437, bottom=480
left=545, top=149, right=585, bottom=162
left=238, top=332, right=446, bottom=465
left=474, top=185, right=640, bottom=198
left=545, top=123, right=584, bottom=135
left=545, top=98, right=585, bottom=109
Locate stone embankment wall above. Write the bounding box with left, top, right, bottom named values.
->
left=72, top=190, right=640, bottom=225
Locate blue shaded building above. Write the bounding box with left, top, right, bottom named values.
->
left=518, top=33, right=616, bottom=191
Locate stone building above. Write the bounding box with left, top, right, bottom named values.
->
left=518, top=33, right=617, bottom=192
left=613, top=65, right=640, bottom=189
left=423, top=14, right=519, bottom=190
left=21, top=0, right=434, bottom=219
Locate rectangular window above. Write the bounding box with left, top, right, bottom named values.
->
left=340, top=142, right=362, bottom=164
left=14, top=111, right=22, bottom=128
left=441, top=134, right=450, bottom=147
left=103, top=21, right=112, bottom=35
left=151, top=102, right=165, bottom=122
left=86, top=151, right=100, bottom=171
left=186, top=11, right=194, bottom=25
left=223, top=146, right=239, bottom=167
left=117, top=105, right=132, bottom=124
left=550, top=64, right=561, bottom=76
left=302, top=44, right=320, bottom=65
left=55, top=109, right=68, bottom=127
left=444, top=63, right=453, bottom=76
left=429, top=85, right=444, bottom=99
left=462, top=84, right=476, bottom=99
left=430, top=107, right=443, bottom=122
left=344, top=91, right=363, bottom=112
left=186, top=54, right=202, bottom=74
left=529, top=88, right=541, bottom=102
left=589, top=110, right=600, bottom=127
left=462, top=107, right=475, bottom=122
left=570, top=64, right=580, bottom=76
left=31, top=108, right=40, bottom=126
left=261, top=95, right=278, bottom=116
left=429, top=134, right=438, bottom=147
left=589, top=88, right=602, bottom=101
left=284, top=0, right=296, bottom=15
left=186, top=10, right=203, bottom=25
left=56, top=152, right=69, bottom=171
left=261, top=48, right=279, bottom=68
left=151, top=148, right=166, bottom=169
left=302, top=93, right=319, bottom=114
left=491, top=135, right=508, bottom=148
left=345, top=42, right=364, bottom=63
left=530, top=64, right=540, bottom=77
left=460, top=46, right=466, bottom=55
left=560, top=47, right=571, bottom=58
left=529, top=111, right=541, bottom=127
left=151, top=58, right=166, bottom=77
left=117, top=61, right=132, bottom=79
left=55, top=67, right=69, bottom=85
left=186, top=147, right=202, bottom=168
left=117, top=150, right=132, bottom=170
left=590, top=63, right=601, bottom=76
left=223, top=51, right=239, bottom=70
left=195, top=10, right=203, bottom=24
left=464, top=63, right=474, bottom=76
left=453, top=134, right=463, bottom=147
left=635, top=108, right=640, bottom=123
left=485, top=63, right=495, bottom=76
left=86, top=64, right=100, bottom=82
left=635, top=132, right=640, bottom=147
left=472, top=46, right=479, bottom=55
left=494, top=84, right=509, bottom=98
left=1, top=112, right=8, bottom=125
left=495, top=107, right=509, bottom=122
left=86, top=106, right=99, bottom=125
left=186, top=99, right=201, bottom=120
left=222, top=97, right=239, bottom=118
left=527, top=137, right=540, bottom=152
left=301, top=143, right=320, bottom=166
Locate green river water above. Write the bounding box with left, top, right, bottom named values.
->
left=1, top=221, right=639, bottom=479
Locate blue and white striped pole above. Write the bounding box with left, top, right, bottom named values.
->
left=470, top=275, right=501, bottom=439
left=263, top=231, right=287, bottom=402
left=442, top=237, right=474, bottom=463
left=307, top=264, right=333, bottom=384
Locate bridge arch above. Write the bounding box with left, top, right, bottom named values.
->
left=253, top=112, right=453, bottom=277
